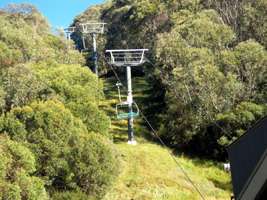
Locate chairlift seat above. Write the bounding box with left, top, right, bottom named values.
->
left=116, top=101, right=139, bottom=120
left=117, top=112, right=139, bottom=120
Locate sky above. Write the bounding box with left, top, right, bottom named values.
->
left=0, top=0, right=104, bottom=28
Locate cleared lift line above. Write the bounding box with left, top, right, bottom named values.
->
left=106, top=49, right=148, bottom=145
left=105, top=57, right=207, bottom=200
left=64, top=22, right=208, bottom=200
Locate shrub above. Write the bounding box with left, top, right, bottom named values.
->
left=32, top=63, right=110, bottom=136
left=190, top=102, right=267, bottom=159
left=67, top=102, right=110, bottom=136
left=0, top=100, right=87, bottom=187
left=67, top=133, right=119, bottom=198
left=0, top=6, right=85, bottom=67
left=216, top=102, right=267, bottom=147
left=52, top=190, right=95, bottom=200
left=0, top=64, right=46, bottom=111
left=0, top=136, right=49, bottom=200
left=0, top=100, right=119, bottom=197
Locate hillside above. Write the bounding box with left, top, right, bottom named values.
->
left=0, top=1, right=266, bottom=200
left=73, top=0, right=267, bottom=161
left=102, top=76, right=232, bottom=200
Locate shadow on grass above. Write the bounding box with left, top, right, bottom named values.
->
left=104, top=75, right=162, bottom=144
left=111, top=126, right=128, bottom=143
left=208, top=177, right=232, bottom=192
left=113, top=135, right=128, bottom=143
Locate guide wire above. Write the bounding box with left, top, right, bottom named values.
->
left=105, top=57, right=207, bottom=200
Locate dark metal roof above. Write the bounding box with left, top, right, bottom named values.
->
left=227, top=116, right=267, bottom=200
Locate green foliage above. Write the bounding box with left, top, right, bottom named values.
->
left=220, top=40, right=267, bottom=102
left=52, top=190, right=94, bottom=200
left=155, top=9, right=242, bottom=150
left=0, top=41, right=23, bottom=67
left=242, top=0, right=267, bottom=47
left=0, top=100, right=87, bottom=182
left=68, top=133, right=119, bottom=198
left=171, top=10, right=235, bottom=50
left=0, top=64, right=46, bottom=111
left=0, top=3, right=117, bottom=199
left=3, top=3, right=49, bottom=34
left=217, top=102, right=267, bottom=147
left=67, top=102, right=110, bottom=136
left=202, top=0, right=267, bottom=48
left=131, top=0, right=164, bottom=20
left=154, top=5, right=266, bottom=158
left=0, top=100, right=118, bottom=197
left=0, top=5, right=85, bottom=67
left=32, top=63, right=110, bottom=136
left=0, top=136, right=49, bottom=200
left=0, top=86, right=6, bottom=112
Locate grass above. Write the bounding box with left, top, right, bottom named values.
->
left=101, top=76, right=232, bottom=200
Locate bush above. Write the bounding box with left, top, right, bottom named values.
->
left=0, top=64, right=46, bottom=111
left=190, top=102, right=267, bottom=159
left=52, top=190, right=95, bottom=200
left=0, top=100, right=87, bottom=187
left=67, top=133, right=119, bottom=199
left=67, top=102, right=110, bottom=136
left=32, top=63, right=110, bottom=136
left=0, top=136, right=49, bottom=200
left=216, top=102, right=267, bottom=147
left=0, top=100, right=119, bottom=197
left=0, top=6, right=85, bottom=67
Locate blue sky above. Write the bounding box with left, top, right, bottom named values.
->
left=0, top=0, right=104, bottom=28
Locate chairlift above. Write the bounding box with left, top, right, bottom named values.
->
left=116, top=101, right=139, bottom=120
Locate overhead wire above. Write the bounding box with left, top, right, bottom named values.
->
left=104, top=56, right=207, bottom=200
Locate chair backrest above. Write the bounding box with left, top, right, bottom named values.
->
left=116, top=102, right=139, bottom=119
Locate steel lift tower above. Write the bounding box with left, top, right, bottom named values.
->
left=106, top=49, right=149, bottom=145
left=63, top=27, right=76, bottom=41
left=80, top=22, right=106, bottom=76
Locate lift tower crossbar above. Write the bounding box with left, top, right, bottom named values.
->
left=106, top=49, right=148, bottom=145
left=80, top=22, right=106, bottom=76
left=64, top=26, right=76, bottom=41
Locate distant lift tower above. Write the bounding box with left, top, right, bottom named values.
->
left=64, top=27, right=76, bottom=41
left=106, top=49, right=149, bottom=145
left=80, top=22, right=106, bottom=76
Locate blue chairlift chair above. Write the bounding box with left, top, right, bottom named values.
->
left=116, top=101, right=139, bottom=120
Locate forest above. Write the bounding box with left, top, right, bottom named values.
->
left=0, top=0, right=266, bottom=200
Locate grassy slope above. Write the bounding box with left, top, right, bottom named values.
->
left=101, top=76, right=232, bottom=200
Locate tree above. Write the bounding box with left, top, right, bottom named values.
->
left=220, top=40, right=267, bottom=102
left=154, top=8, right=263, bottom=158
left=202, top=0, right=267, bottom=47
